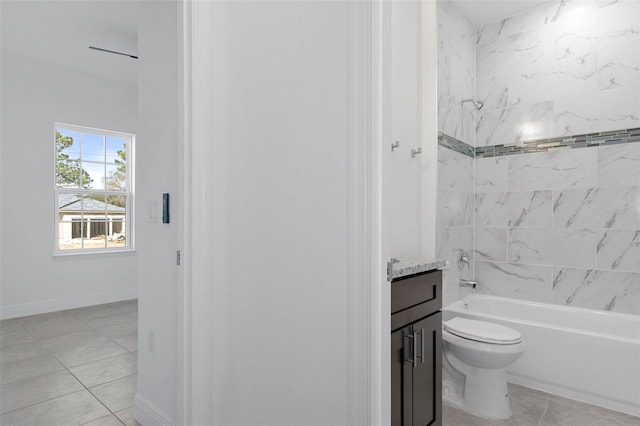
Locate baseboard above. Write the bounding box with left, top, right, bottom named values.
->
left=0, top=288, right=137, bottom=319
left=134, top=393, right=175, bottom=426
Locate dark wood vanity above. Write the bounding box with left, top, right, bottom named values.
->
left=391, top=269, right=442, bottom=426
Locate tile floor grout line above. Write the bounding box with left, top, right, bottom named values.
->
left=0, top=321, right=64, bottom=373
left=84, top=319, right=137, bottom=333
left=51, top=339, right=130, bottom=365
left=64, top=308, right=137, bottom=426
left=58, top=309, right=137, bottom=425
left=67, top=365, right=127, bottom=425
left=0, top=339, right=128, bottom=422
left=85, top=372, right=138, bottom=392
left=109, top=336, right=136, bottom=353
left=1, top=303, right=138, bottom=425
left=61, top=307, right=137, bottom=426
left=83, top=380, right=130, bottom=426
left=79, top=413, right=127, bottom=426
left=535, top=396, right=552, bottom=426
left=73, top=314, right=137, bottom=332
left=66, top=310, right=138, bottom=426
left=0, top=388, right=88, bottom=417
left=84, top=321, right=138, bottom=339
left=52, top=349, right=137, bottom=392
left=52, top=345, right=137, bottom=371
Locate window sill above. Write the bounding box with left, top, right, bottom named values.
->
left=53, top=249, right=138, bottom=259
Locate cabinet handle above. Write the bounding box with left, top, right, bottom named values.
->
left=412, top=331, right=418, bottom=367
left=403, top=331, right=417, bottom=368
left=417, top=328, right=425, bottom=364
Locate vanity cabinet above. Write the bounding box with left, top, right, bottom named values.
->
left=391, top=270, right=442, bottom=426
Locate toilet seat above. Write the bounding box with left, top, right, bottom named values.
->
left=444, top=317, right=522, bottom=345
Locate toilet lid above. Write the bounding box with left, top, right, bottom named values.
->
left=444, top=317, right=522, bottom=344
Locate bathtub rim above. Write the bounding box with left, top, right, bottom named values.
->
left=443, top=294, right=640, bottom=344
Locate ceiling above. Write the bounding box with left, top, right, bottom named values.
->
left=1, top=0, right=551, bottom=87
left=451, top=0, right=552, bottom=27
left=1, top=0, right=138, bottom=87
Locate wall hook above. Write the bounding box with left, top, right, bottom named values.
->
left=391, top=141, right=400, bottom=151
left=411, top=147, right=422, bottom=158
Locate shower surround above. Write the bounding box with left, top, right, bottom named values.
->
left=437, top=1, right=476, bottom=306
left=475, top=139, right=640, bottom=314
left=437, top=0, right=640, bottom=315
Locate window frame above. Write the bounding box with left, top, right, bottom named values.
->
left=54, top=123, right=135, bottom=255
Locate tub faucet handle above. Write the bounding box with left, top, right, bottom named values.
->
left=457, top=250, right=470, bottom=269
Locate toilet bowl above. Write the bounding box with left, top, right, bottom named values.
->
left=442, top=317, right=525, bottom=420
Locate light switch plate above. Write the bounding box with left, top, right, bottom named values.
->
left=149, top=200, right=160, bottom=223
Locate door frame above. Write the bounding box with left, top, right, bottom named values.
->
left=177, top=1, right=225, bottom=424
left=177, top=1, right=390, bottom=424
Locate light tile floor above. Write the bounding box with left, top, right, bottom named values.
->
left=444, top=383, right=640, bottom=426
left=3, top=303, right=639, bottom=426
left=0, top=300, right=139, bottom=426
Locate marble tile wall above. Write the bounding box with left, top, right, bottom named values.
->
left=475, top=0, right=640, bottom=147
left=471, top=0, right=640, bottom=315
left=438, top=1, right=476, bottom=145
left=474, top=143, right=640, bottom=315
left=437, top=1, right=477, bottom=306
left=438, top=0, right=640, bottom=315
left=437, top=146, right=475, bottom=306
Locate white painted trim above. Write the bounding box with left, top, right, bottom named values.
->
left=176, top=0, right=190, bottom=425
left=418, top=0, right=438, bottom=260
left=371, top=0, right=391, bottom=424
left=134, top=392, right=174, bottom=426
left=0, top=2, right=3, bottom=328
left=347, top=1, right=375, bottom=424
left=344, top=1, right=391, bottom=425
left=180, top=0, right=225, bottom=424
left=1, top=288, right=137, bottom=319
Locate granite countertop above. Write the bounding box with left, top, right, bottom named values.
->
left=389, top=257, right=447, bottom=281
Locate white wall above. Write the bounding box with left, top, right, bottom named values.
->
left=189, top=2, right=353, bottom=424
left=134, top=1, right=178, bottom=424
left=389, top=0, right=421, bottom=257
left=0, top=5, right=138, bottom=318
left=217, top=3, right=348, bottom=423
left=388, top=0, right=439, bottom=260
left=419, top=0, right=440, bottom=261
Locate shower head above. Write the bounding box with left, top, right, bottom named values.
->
left=461, top=98, right=484, bottom=111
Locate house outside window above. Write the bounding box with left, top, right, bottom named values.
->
left=55, top=124, right=134, bottom=252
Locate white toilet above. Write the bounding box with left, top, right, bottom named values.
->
left=442, top=317, right=525, bottom=420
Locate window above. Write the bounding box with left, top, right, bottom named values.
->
left=55, top=124, right=133, bottom=252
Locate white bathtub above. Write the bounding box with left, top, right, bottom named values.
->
left=443, top=295, right=640, bottom=417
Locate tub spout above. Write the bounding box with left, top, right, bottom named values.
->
left=459, top=279, right=477, bottom=289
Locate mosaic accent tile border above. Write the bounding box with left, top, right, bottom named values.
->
left=477, top=128, right=640, bottom=158
left=438, top=133, right=474, bottom=158
left=438, top=128, right=640, bottom=159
